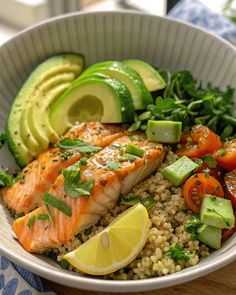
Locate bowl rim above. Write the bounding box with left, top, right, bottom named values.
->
left=0, top=10, right=236, bottom=292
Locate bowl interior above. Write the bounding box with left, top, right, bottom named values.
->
left=0, top=11, right=236, bottom=292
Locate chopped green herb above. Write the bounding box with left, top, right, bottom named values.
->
left=0, top=170, right=15, bottom=188
left=168, top=244, right=190, bottom=262
left=185, top=216, right=202, bottom=239
left=141, top=196, right=156, bottom=209
left=120, top=195, right=156, bottom=209
left=63, top=163, right=94, bottom=198
left=128, top=69, right=235, bottom=138
left=202, top=154, right=217, bottom=168
left=205, top=173, right=210, bottom=179
left=0, top=132, right=6, bottom=149
left=125, top=144, right=145, bottom=158
left=79, top=157, right=88, bottom=166
left=107, top=160, right=121, bottom=171
left=45, top=204, right=54, bottom=223
left=120, top=195, right=140, bottom=206
left=55, top=138, right=102, bottom=154
left=59, top=259, right=70, bottom=270
left=27, top=216, right=36, bottom=228
left=218, top=148, right=227, bottom=156
left=42, top=192, right=72, bottom=217
left=119, top=154, right=137, bottom=162
left=37, top=213, right=50, bottom=220
left=60, top=151, right=73, bottom=161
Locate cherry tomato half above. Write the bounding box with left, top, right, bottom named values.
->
left=183, top=173, right=224, bottom=213
left=224, top=169, right=236, bottom=208
left=177, top=125, right=222, bottom=158
left=214, top=139, right=236, bottom=171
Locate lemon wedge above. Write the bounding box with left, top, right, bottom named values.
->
left=64, top=203, right=150, bottom=275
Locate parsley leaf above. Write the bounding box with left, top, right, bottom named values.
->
left=185, top=215, right=202, bottom=239
left=55, top=138, right=102, bottom=155
left=63, top=163, right=94, bottom=198
left=202, top=154, right=217, bottom=168
left=0, top=132, right=6, bottom=149
left=0, top=170, right=15, bottom=188
left=120, top=195, right=156, bottom=209
left=168, top=244, right=190, bottom=262
left=107, top=161, right=121, bottom=171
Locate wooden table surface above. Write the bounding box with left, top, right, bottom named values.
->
left=47, top=260, right=236, bottom=295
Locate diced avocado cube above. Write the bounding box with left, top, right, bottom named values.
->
left=146, top=120, right=182, bottom=143
left=200, top=195, right=235, bottom=229
left=161, top=156, right=199, bottom=186
left=125, top=144, right=145, bottom=157
left=197, top=224, right=222, bottom=249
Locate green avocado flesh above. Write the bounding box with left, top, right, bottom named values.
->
left=49, top=75, right=135, bottom=135
left=6, top=54, right=84, bottom=167
left=79, top=61, right=153, bottom=109
left=123, top=59, right=166, bottom=92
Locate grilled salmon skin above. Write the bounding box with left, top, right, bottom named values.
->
left=1, top=122, right=125, bottom=214
left=13, top=134, right=165, bottom=253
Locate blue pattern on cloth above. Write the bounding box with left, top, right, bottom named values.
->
left=168, top=0, right=236, bottom=45
left=0, top=256, right=55, bottom=295
left=1, top=1, right=235, bottom=294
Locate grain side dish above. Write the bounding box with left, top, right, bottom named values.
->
left=0, top=57, right=235, bottom=279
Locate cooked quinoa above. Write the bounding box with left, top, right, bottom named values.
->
left=55, top=149, right=210, bottom=279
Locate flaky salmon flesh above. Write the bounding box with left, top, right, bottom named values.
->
left=13, top=134, right=165, bottom=253
left=1, top=122, right=125, bottom=214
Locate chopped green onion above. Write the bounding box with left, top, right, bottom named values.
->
left=37, top=213, right=50, bottom=220
left=27, top=216, right=36, bottom=228
left=45, top=204, right=54, bottom=223
left=42, top=192, right=72, bottom=217
left=125, top=144, right=145, bottom=158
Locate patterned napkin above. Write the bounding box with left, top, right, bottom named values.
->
left=168, top=0, right=236, bottom=45
left=1, top=1, right=235, bottom=294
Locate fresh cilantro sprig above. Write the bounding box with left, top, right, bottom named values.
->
left=63, top=163, right=94, bottom=198
left=55, top=138, right=102, bottom=155
left=120, top=195, right=156, bottom=210
left=0, top=169, right=15, bottom=188
left=129, top=69, right=235, bottom=139
left=168, top=243, right=190, bottom=262
left=185, top=215, right=202, bottom=239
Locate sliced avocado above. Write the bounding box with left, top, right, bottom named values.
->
left=161, top=156, right=199, bottom=186
left=49, top=75, right=135, bottom=135
left=20, top=73, right=76, bottom=155
left=28, top=82, right=71, bottom=153
left=197, top=224, right=222, bottom=249
left=79, top=61, right=153, bottom=110
left=200, top=195, right=235, bottom=229
left=146, top=120, right=182, bottom=143
left=123, top=59, right=166, bottom=91
left=6, top=53, right=84, bottom=167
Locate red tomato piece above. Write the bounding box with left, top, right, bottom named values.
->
left=183, top=173, right=224, bottom=213
left=177, top=125, right=222, bottom=158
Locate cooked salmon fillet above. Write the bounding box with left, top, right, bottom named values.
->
left=13, top=134, right=165, bottom=253
left=1, top=122, right=125, bottom=214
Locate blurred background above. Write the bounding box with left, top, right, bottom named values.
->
left=0, top=0, right=235, bottom=46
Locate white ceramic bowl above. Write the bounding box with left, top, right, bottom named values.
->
left=0, top=11, right=236, bottom=293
